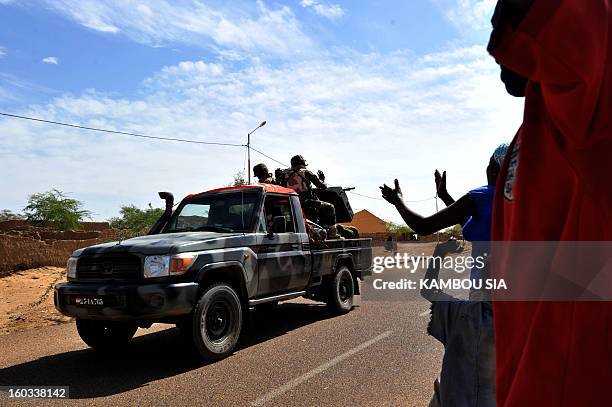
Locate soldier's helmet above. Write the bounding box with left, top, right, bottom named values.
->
left=253, top=163, right=269, bottom=178
left=290, top=155, right=307, bottom=169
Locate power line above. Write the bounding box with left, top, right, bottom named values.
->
left=348, top=190, right=436, bottom=203
left=1, top=111, right=439, bottom=203
left=250, top=145, right=288, bottom=167
left=0, top=112, right=246, bottom=147
left=347, top=191, right=385, bottom=201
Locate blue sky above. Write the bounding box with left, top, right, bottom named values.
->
left=0, top=0, right=524, bottom=222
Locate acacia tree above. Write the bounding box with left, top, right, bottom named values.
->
left=228, top=171, right=246, bottom=187
left=109, top=205, right=164, bottom=239
left=24, top=189, right=92, bottom=231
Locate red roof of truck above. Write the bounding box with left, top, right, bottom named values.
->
left=186, top=184, right=297, bottom=199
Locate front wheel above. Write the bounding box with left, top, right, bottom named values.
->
left=76, top=319, right=137, bottom=351
left=326, top=266, right=354, bottom=314
left=186, top=283, right=243, bottom=361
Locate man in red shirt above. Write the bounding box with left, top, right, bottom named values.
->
left=488, top=1, right=612, bottom=406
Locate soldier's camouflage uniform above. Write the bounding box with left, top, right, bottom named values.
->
left=285, top=167, right=336, bottom=230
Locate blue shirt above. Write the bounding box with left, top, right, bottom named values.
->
left=462, top=185, right=494, bottom=281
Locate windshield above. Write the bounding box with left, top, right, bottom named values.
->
left=164, top=190, right=260, bottom=233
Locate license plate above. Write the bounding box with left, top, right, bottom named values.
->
left=75, top=296, right=104, bottom=306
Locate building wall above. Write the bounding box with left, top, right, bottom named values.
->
left=0, top=221, right=121, bottom=275
left=340, top=210, right=387, bottom=234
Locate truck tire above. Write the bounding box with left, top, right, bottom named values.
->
left=327, top=266, right=354, bottom=314
left=189, top=283, right=243, bottom=361
left=76, top=319, right=138, bottom=351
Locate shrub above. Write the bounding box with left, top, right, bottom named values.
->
left=109, top=205, right=164, bottom=239
left=0, top=209, right=24, bottom=221
left=446, top=224, right=463, bottom=238
left=24, top=189, right=91, bottom=231
left=386, top=221, right=414, bottom=238
left=228, top=171, right=246, bottom=187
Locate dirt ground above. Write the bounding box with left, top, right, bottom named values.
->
left=0, top=266, right=72, bottom=335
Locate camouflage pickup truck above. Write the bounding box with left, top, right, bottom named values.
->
left=54, top=184, right=372, bottom=360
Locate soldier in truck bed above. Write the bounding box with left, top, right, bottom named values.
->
left=286, top=155, right=327, bottom=192
left=253, top=163, right=275, bottom=184
left=281, top=155, right=338, bottom=235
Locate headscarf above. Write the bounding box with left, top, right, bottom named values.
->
left=493, top=143, right=510, bottom=166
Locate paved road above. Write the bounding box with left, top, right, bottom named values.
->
left=0, top=247, right=444, bottom=406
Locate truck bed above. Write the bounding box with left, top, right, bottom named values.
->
left=311, top=238, right=373, bottom=279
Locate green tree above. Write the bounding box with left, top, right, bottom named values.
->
left=228, top=171, right=246, bottom=187
left=24, top=189, right=91, bottom=231
left=446, top=224, right=463, bottom=238
left=109, top=205, right=164, bottom=238
left=0, top=209, right=24, bottom=221
left=386, top=221, right=414, bottom=237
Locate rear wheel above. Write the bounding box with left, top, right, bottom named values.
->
left=76, top=319, right=137, bottom=351
left=326, top=266, right=354, bottom=314
left=183, top=283, right=243, bottom=361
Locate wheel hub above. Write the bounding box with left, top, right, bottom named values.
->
left=339, top=275, right=351, bottom=302
left=207, top=302, right=230, bottom=340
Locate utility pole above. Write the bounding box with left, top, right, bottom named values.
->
left=246, top=121, right=267, bottom=184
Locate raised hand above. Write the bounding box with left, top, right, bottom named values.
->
left=434, top=170, right=448, bottom=197
left=380, top=179, right=403, bottom=205
left=317, top=170, right=325, bottom=182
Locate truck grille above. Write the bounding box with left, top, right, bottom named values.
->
left=77, top=254, right=142, bottom=281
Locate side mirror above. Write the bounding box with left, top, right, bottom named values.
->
left=267, top=216, right=287, bottom=238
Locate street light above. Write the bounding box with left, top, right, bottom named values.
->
left=247, top=121, right=267, bottom=184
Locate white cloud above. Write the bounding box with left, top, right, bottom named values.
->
left=38, top=0, right=314, bottom=57
left=0, top=46, right=523, bottom=221
left=42, top=56, right=59, bottom=65
left=432, top=0, right=497, bottom=35
left=300, top=0, right=345, bottom=19
left=0, top=47, right=5, bottom=58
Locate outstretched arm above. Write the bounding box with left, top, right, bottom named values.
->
left=380, top=179, right=473, bottom=235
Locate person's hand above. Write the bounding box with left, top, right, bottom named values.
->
left=317, top=170, right=325, bottom=182
left=434, top=170, right=448, bottom=198
left=434, top=237, right=463, bottom=257
left=380, top=179, right=403, bottom=205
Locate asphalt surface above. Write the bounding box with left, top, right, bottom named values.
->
left=0, top=247, right=444, bottom=407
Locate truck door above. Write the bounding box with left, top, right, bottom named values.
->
left=256, top=194, right=310, bottom=296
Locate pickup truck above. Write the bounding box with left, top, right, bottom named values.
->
left=54, top=184, right=372, bottom=360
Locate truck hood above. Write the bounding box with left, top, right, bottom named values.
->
left=73, top=232, right=247, bottom=257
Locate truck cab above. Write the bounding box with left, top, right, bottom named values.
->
left=55, top=184, right=373, bottom=360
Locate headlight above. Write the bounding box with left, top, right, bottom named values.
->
left=66, top=257, right=78, bottom=279
left=144, top=253, right=197, bottom=278
left=144, top=255, right=170, bottom=278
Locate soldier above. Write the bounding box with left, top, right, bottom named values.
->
left=285, top=155, right=326, bottom=192
left=286, top=155, right=337, bottom=234
left=253, top=163, right=275, bottom=184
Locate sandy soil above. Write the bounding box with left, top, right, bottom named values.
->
left=0, top=266, right=72, bottom=335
